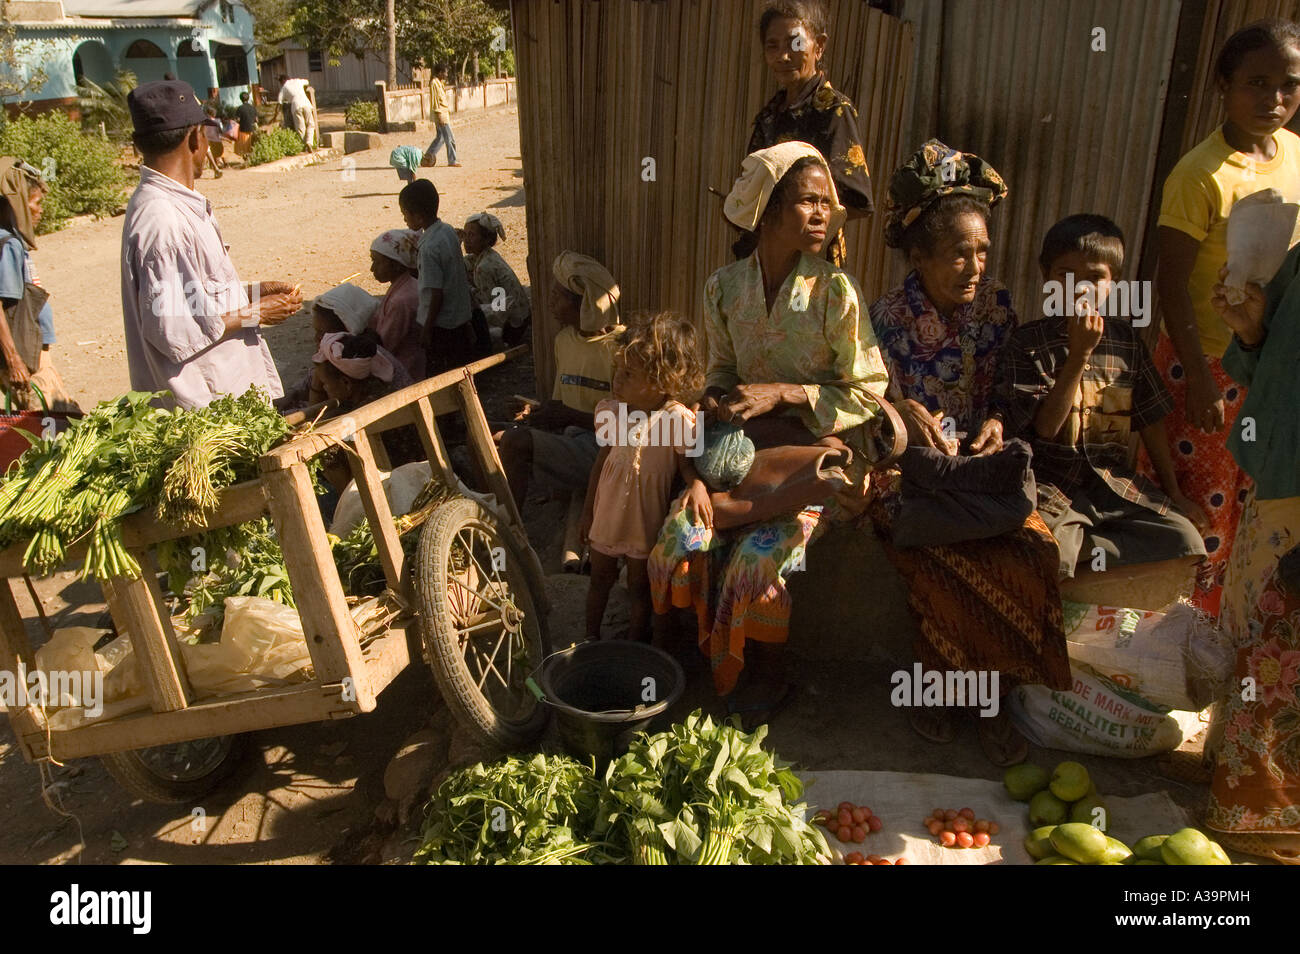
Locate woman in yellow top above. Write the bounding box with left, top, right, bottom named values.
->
left=1148, top=18, right=1300, bottom=615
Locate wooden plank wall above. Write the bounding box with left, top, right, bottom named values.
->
left=511, top=0, right=915, bottom=394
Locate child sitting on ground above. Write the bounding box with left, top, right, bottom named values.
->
left=461, top=212, right=532, bottom=348
left=997, top=214, right=1209, bottom=599
left=580, top=313, right=711, bottom=643
left=364, top=229, right=424, bottom=380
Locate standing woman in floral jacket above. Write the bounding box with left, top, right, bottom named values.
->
left=746, top=0, right=873, bottom=265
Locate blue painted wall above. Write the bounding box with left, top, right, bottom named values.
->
left=5, top=2, right=258, bottom=110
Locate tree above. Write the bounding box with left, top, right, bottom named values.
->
left=289, top=0, right=507, bottom=80
left=0, top=0, right=53, bottom=104
left=244, top=0, right=300, bottom=61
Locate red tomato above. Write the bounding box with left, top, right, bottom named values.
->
left=958, top=807, right=975, bottom=821
left=972, top=832, right=991, bottom=848
left=836, top=825, right=853, bottom=842
left=845, top=851, right=864, bottom=865
left=973, top=819, right=990, bottom=833
left=837, top=809, right=854, bottom=828
left=866, top=854, right=883, bottom=864
left=931, top=808, right=946, bottom=820
left=859, top=806, right=874, bottom=818
left=950, top=817, right=968, bottom=834
left=867, top=815, right=883, bottom=833
left=837, top=802, right=855, bottom=814
left=851, top=825, right=867, bottom=843
left=939, top=830, right=957, bottom=847
left=851, top=807, right=868, bottom=825
left=955, top=831, right=974, bottom=849
left=926, top=820, right=944, bottom=836
left=943, top=809, right=958, bottom=821
left=894, top=858, right=907, bottom=865
left=987, top=822, right=1000, bottom=836
left=813, top=810, right=832, bottom=825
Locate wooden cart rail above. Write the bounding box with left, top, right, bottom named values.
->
left=0, top=347, right=534, bottom=763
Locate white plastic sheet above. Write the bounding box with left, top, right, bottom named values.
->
left=1225, top=188, right=1299, bottom=302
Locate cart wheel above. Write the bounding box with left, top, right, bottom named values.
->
left=415, top=496, right=549, bottom=748
left=99, top=734, right=249, bottom=804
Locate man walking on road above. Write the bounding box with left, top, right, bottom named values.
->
left=422, top=65, right=460, bottom=167
left=277, top=73, right=317, bottom=150
left=121, top=80, right=301, bottom=409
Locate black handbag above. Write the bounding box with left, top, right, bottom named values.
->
left=890, top=438, right=1037, bottom=548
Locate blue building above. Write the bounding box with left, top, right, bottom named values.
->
left=3, top=0, right=259, bottom=114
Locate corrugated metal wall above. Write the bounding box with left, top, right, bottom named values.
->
left=511, top=0, right=914, bottom=393
left=896, top=0, right=1182, bottom=322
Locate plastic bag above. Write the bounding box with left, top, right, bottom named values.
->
left=330, top=461, right=433, bottom=537
left=1225, top=187, right=1299, bottom=303
left=33, top=626, right=100, bottom=709
left=216, top=595, right=313, bottom=685
left=1009, top=663, right=1205, bottom=758
left=1062, top=600, right=1234, bottom=711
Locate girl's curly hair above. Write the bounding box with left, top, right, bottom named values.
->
left=618, top=311, right=705, bottom=405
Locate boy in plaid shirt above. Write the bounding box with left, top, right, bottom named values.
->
left=998, top=214, right=1207, bottom=586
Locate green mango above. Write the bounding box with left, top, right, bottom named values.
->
left=1069, top=793, right=1109, bottom=832
left=1209, top=840, right=1232, bottom=866
left=1132, top=834, right=1169, bottom=862
left=1024, top=825, right=1057, bottom=860
left=1132, top=859, right=1165, bottom=865
left=1050, top=761, right=1092, bottom=802
left=1050, top=822, right=1109, bottom=864
left=1099, top=836, right=1132, bottom=864
left=1035, top=855, right=1078, bottom=865
left=1004, top=763, right=1050, bottom=801
left=1161, top=827, right=1230, bottom=866
left=1029, top=790, right=1069, bottom=826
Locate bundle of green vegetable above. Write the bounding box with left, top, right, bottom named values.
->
left=0, top=389, right=292, bottom=580
left=412, top=754, right=624, bottom=865
left=412, top=711, right=829, bottom=865
left=157, top=518, right=294, bottom=625
left=600, top=711, right=828, bottom=865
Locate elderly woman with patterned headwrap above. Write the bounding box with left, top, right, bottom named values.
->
left=498, top=251, right=625, bottom=511
left=648, top=141, right=889, bottom=725
left=866, top=140, right=1070, bottom=766
left=461, top=212, right=531, bottom=348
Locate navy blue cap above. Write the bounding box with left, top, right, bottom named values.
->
left=128, top=80, right=219, bottom=134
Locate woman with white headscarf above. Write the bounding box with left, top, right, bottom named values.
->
left=648, top=141, right=889, bottom=726
left=366, top=228, right=424, bottom=379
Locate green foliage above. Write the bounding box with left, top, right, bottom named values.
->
left=344, top=98, right=380, bottom=131
left=413, top=711, right=831, bottom=865
left=290, top=0, right=509, bottom=80
left=75, top=70, right=137, bottom=142
left=244, top=0, right=300, bottom=60
left=158, top=519, right=294, bottom=627
left=0, top=112, right=127, bottom=232
left=247, top=126, right=305, bottom=166
left=0, top=6, right=51, bottom=100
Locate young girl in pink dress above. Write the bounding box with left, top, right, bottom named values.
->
left=581, top=313, right=711, bottom=642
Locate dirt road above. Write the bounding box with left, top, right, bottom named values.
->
left=39, top=106, right=529, bottom=409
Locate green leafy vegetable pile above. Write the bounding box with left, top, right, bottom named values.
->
left=0, top=389, right=292, bottom=581
left=413, top=711, right=829, bottom=865
left=157, top=518, right=294, bottom=626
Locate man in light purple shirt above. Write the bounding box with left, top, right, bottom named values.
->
left=121, top=80, right=301, bottom=409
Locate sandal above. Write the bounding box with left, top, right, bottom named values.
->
left=976, top=709, right=1028, bottom=767
left=908, top=707, right=955, bottom=744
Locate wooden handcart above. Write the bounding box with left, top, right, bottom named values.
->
left=0, top=351, right=552, bottom=802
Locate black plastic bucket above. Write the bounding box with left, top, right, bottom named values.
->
left=537, top=642, right=685, bottom=765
